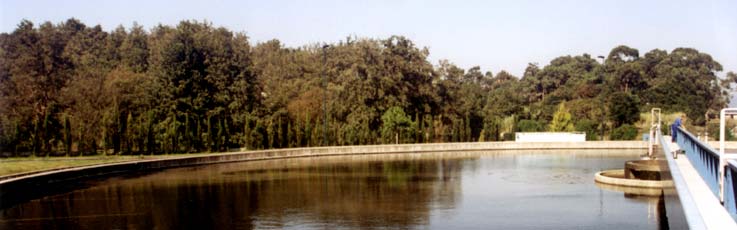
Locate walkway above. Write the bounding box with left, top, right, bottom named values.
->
left=662, top=135, right=737, bottom=229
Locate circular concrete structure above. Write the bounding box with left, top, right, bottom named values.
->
left=594, top=179, right=665, bottom=196
left=626, top=160, right=662, bottom=172
left=595, top=159, right=673, bottom=190
left=624, top=159, right=667, bottom=180
left=595, top=169, right=673, bottom=188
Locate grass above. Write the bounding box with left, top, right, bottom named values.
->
left=637, top=111, right=686, bottom=131
left=0, top=152, right=228, bottom=177
left=0, top=156, right=148, bottom=177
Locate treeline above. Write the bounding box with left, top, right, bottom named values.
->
left=1, top=18, right=735, bottom=156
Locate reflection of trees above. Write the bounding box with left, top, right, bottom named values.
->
left=0, top=153, right=468, bottom=229
left=239, top=156, right=465, bottom=229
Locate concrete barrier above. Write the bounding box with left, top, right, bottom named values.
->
left=0, top=141, right=647, bottom=208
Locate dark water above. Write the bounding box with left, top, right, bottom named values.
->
left=0, top=150, right=676, bottom=229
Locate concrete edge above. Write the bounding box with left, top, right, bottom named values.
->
left=594, top=169, right=673, bottom=188
left=0, top=141, right=648, bottom=184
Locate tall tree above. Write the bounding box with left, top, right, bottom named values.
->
left=549, top=102, right=574, bottom=132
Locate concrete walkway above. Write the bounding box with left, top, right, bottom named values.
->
left=664, top=136, right=737, bottom=229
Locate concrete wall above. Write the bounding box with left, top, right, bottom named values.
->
left=0, top=141, right=647, bottom=208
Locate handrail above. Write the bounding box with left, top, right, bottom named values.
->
left=678, top=127, right=721, bottom=159
left=676, top=127, right=721, bottom=198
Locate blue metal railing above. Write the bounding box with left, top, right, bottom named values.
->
left=667, top=119, right=737, bottom=225
left=726, top=160, right=737, bottom=222
left=675, top=127, right=721, bottom=198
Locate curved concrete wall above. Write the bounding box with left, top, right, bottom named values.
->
left=0, top=141, right=646, bottom=208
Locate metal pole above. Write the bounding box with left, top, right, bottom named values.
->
left=322, top=45, right=329, bottom=146
left=705, top=112, right=709, bottom=142
left=721, top=109, right=726, bottom=202
left=649, top=108, right=661, bottom=158
left=718, top=108, right=737, bottom=202
left=598, top=56, right=606, bottom=141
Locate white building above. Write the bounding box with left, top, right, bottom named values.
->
left=515, top=132, right=586, bottom=142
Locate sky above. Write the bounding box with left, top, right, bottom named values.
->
left=1, top=0, right=736, bottom=78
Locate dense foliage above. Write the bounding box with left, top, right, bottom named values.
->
left=0, top=19, right=733, bottom=156
left=610, top=124, right=638, bottom=140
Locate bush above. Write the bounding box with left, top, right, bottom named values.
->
left=607, top=92, right=640, bottom=127
left=502, top=132, right=515, bottom=141
left=610, top=124, right=638, bottom=140
left=575, top=119, right=599, bottom=141
left=548, top=102, right=574, bottom=132
left=517, top=119, right=543, bottom=132
left=381, top=106, right=416, bottom=144
left=707, top=121, right=737, bottom=141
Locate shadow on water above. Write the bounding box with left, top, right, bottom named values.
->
left=0, top=169, right=163, bottom=210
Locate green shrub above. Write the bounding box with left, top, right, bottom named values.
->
left=502, top=132, right=515, bottom=141
left=610, top=124, right=638, bottom=140
left=517, top=119, right=543, bottom=132
left=575, top=119, right=599, bottom=141
left=707, top=121, right=737, bottom=141
left=607, top=92, right=640, bottom=127
left=548, top=102, right=574, bottom=132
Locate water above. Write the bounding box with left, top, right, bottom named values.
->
left=0, top=150, right=677, bottom=229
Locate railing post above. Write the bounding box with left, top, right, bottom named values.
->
left=720, top=108, right=737, bottom=202
left=649, top=108, right=661, bottom=158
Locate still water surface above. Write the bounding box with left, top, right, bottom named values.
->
left=1, top=150, right=671, bottom=229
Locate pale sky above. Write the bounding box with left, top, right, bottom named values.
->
left=2, top=0, right=736, bottom=77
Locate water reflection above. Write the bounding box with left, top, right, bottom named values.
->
left=595, top=182, right=670, bottom=229
left=1, top=150, right=668, bottom=229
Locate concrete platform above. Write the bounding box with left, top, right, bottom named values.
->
left=663, top=136, right=737, bottom=229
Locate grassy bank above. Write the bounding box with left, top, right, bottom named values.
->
left=0, top=153, right=223, bottom=177
left=0, top=156, right=151, bottom=177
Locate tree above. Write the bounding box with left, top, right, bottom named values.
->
left=1, top=18, right=735, bottom=155
left=381, top=107, right=415, bottom=144
left=63, top=23, right=117, bottom=154
left=0, top=19, right=79, bottom=155
left=640, top=48, right=725, bottom=124
left=606, top=45, right=639, bottom=64
left=119, top=22, right=148, bottom=73
left=148, top=20, right=256, bottom=152
left=575, top=119, right=599, bottom=140
left=517, top=120, right=544, bottom=132
left=607, top=92, right=640, bottom=128
left=549, top=102, right=574, bottom=132
left=610, top=124, right=638, bottom=140
left=520, top=63, right=543, bottom=102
